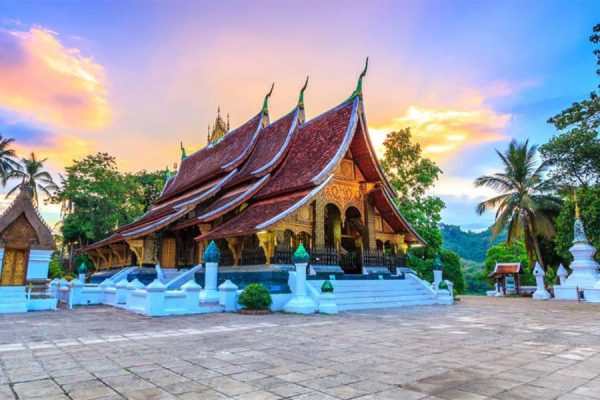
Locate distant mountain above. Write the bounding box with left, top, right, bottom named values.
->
left=440, top=223, right=506, bottom=262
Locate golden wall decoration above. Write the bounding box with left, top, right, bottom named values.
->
left=1, top=248, right=28, bottom=286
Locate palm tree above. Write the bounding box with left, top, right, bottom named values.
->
left=0, top=133, right=19, bottom=181
left=4, top=152, right=58, bottom=207
left=475, top=140, right=561, bottom=269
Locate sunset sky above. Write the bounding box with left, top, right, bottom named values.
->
left=0, top=1, right=598, bottom=231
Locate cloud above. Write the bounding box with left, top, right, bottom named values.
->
left=0, top=26, right=111, bottom=129
left=12, top=132, right=93, bottom=172
left=369, top=104, right=511, bottom=163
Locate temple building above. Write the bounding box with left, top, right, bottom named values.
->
left=83, top=66, right=425, bottom=279
left=0, top=184, right=56, bottom=313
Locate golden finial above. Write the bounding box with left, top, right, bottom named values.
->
left=574, top=191, right=581, bottom=218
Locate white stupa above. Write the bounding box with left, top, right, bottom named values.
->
left=554, top=198, right=600, bottom=300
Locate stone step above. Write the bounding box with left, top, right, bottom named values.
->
left=335, top=294, right=434, bottom=305
left=333, top=291, right=430, bottom=301
left=337, top=298, right=437, bottom=311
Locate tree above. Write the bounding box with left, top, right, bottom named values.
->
left=408, top=249, right=466, bottom=294
left=381, top=127, right=444, bottom=256
left=4, top=152, right=58, bottom=206
left=539, top=129, right=600, bottom=187
left=475, top=140, right=561, bottom=269
left=50, top=153, right=166, bottom=250
left=460, top=258, right=491, bottom=294
left=0, top=133, right=19, bottom=183
left=128, top=170, right=168, bottom=212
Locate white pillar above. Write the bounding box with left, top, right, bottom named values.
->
left=181, top=279, right=202, bottom=310
left=218, top=280, right=238, bottom=312
left=69, top=278, right=84, bottom=306
left=433, top=269, right=443, bottom=290
left=532, top=262, right=551, bottom=300
left=115, top=279, right=129, bottom=304
left=557, top=263, right=568, bottom=285
left=126, top=279, right=145, bottom=306
left=145, top=279, right=166, bottom=316
left=200, top=262, right=219, bottom=303
left=284, top=262, right=316, bottom=314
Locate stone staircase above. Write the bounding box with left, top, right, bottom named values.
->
left=0, top=286, right=28, bottom=313
left=308, top=277, right=436, bottom=311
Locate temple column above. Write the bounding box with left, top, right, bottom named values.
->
left=256, top=231, right=275, bottom=265
left=364, top=196, right=376, bottom=250
left=226, top=237, right=243, bottom=266
left=314, top=198, right=325, bottom=248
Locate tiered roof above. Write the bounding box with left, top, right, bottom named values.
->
left=84, top=70, right=426, bottom=251
left=0, top=184, right=55, bottom=250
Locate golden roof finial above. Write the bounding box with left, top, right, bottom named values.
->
left=574, top=191, right=581, bottom=219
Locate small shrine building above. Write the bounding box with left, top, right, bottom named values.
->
left=0, top=184, right=55, bottom=287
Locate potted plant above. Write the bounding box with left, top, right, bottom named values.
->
left=238, top=283, right=272, bottom=315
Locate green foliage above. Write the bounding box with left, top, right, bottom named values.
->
left=0, top=133, right=19, bottom=179
left=237, top=283, right=272, bottom=310
left=539, top=129, right=600, bottom=187
left=407, top=249, right=465, bottom=294
left=3, top=152, right=57, bottom=207
left=48, top=255, right=64, bottom=279
left=460, top=258, right=491, bottom=294
left=50, top=153, right=166, bottom=249
left=441, top=224, right=506, bottom=262
left=474, top=140, right=561, bottom=269
left=381, top=127, right=445, bottom=257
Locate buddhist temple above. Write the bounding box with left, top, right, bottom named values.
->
left=83, top=63, right=426, bottom=282
left=0, top=184, right=57, bottom=312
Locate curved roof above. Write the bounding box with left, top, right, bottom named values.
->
left=159, top=112, right=263, bottom=201
left=256, top=98, right=359, bottom=200
left=0, top=185, right=55, bottom=250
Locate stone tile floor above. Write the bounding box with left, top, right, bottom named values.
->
left=1, top=297, right=600, bottom=399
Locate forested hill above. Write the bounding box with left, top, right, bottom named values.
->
left=440, top=223, right=506, bottom=262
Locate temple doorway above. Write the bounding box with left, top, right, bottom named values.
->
left=341, top=206, right=364, bottom=274
left=0, top=248, right=28, bottom=286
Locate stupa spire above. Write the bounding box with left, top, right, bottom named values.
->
left=573, top=191, right=588, bottom=244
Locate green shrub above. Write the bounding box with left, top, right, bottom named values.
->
left=48, top=256, right=64, bottom=279
left=238, top=283, right=272, bottom=310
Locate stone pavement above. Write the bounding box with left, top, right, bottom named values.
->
left=1, top=297, right=600, bottom=399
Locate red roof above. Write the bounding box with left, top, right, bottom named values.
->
left=489, top=263, right=523, bottom=278
left=159, top=113, right=263, bottom=201
left=228, top=109, right=298, bottom=187
left=256, top=98, right=359, bottom=200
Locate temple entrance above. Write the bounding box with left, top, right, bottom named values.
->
left=1, top=248, right=28, bottom=286
left=340, top=206, right=364, bottom=274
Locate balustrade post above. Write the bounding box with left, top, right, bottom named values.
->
left=200, top=241, right=220, bottom=303
left=284, top=244, right=317, bottom=314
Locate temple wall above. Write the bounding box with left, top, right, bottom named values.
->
left=26, top=249, right=52, bottom=280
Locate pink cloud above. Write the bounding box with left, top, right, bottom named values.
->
left=0, top=26, right=111, bottom=129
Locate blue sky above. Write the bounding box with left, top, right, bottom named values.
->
left=0, top=1, right=598, bottom=231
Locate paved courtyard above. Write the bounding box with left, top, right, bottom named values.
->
left=1, top=297, right=600, bottom=399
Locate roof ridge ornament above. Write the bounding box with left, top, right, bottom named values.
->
left=165, top=165, right=171, bottom=181
left=180, top=142, right=187, bottom=160
left=298, top=76, right=309, bottom=109
left=262, top=82, right=275, bottom=115
left=352, top=57, right=369, bottom=99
